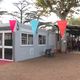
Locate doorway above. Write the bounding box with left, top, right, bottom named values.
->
left=0, top=31, right=13, bottom=60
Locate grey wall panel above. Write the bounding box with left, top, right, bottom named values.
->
left=14, top=26, right=56, bottom=61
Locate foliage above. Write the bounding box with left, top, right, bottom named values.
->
left=36, top=0, right=80, bottom=20
left=8, top=0, right=43, bottom=23
left=8, top=0, right=32, bottom=23
left=68, top=17, right=80, bottom=25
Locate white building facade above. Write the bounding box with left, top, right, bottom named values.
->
left=0, top=23, right=56, bottom=61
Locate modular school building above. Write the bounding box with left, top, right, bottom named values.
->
left=0, top=22, right=56, bottom=61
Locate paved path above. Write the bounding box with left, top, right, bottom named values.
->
left=0, top=53, right=80, bottom=80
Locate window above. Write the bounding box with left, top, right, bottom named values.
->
left=21, top=33, right=27, bottom=45
left=4, top=48, right=12, bottom=60
left=5, top=33, right=12, bottom=46
left=0, top=33, right=2, bottom=45
left=38, top=35, right=46, bottom=44
left=0, top=48, right=2, bottom=58
left=28, top=34, right=33, bottom=44
left=21, top=33, right=33, bottom=45
left=43, top=36, right=46, bottom=44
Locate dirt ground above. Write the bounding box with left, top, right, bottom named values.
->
left=1, top=52, right=80, bottom=80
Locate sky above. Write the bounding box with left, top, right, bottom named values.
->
left=0, top=0, right=59, bottom=23
left=0, top=0, right=19, bottom=23
left=0, top=0, right=34, bottom=12
left=2, top=0, right=80, bottom=23
left=1, top=0, right=79, bottom=23
left=0, top=0, right=19, bottom=11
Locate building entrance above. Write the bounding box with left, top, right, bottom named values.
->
left=0, top=31, right=13, bottom=60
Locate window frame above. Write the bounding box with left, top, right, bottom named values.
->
left=21, top=33, right=33, bottom=46
left=21, top=33, right=28, bottom=45
left=0, top=33, right=2, bottom=46
left=38, top=35, right=46, bottom=45
left=4, top=33, right=12, bottom=46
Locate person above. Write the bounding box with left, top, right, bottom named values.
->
left=76, top=39, right=80, bottom=51
left=72, top=38, right=76, bottom=50
left=67, top=38, right=72, bottom=52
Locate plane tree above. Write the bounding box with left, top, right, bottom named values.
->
left=36, top=0, right=80, bottom=20
left=8, top=0, right=43, bottom=24
left=36, top=0, right=80, bottom=52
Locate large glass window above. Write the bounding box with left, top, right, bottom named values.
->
left=0, top=33, right=2, bottom=45
left=38, top=35, right=46, bottom=44
left=5, top=33, right=12, bottom=46
left=4, top=48, right=12, bottom=60
left=21, top=33, right=33, bottom=45
left=0, top=48, right=2, bottom=58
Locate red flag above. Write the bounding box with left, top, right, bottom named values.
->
left=9, top=20, right=16, bottom=32
left=57, top=20, right=67, bottom=38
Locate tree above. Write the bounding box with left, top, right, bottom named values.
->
left=0, top=0, right=7, bottom=21
left=36, top=0, right=80, bottom=20
left=36, top=0, right=80, bottom=52
left=68, top=17, right=80, bottom=25
left=8, top=0, right=43, bottom=24
left=8, top=0, right=32, bottom=23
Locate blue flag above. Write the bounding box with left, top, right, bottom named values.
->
left=30, top=20, right=39, bottom=34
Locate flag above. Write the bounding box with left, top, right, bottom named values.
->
left=30, top=20, right=39, bottom=34
left=9, top=20, right=16, bottom=32
left=57, top=20, right=67, bottom=38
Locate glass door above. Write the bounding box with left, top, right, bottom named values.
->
left=0, top=33, right=2, bottom=58
left=4, top=48, right=12, bottom=59
left=0, top=48, right=2, bottom=58
left=4, top=33, right=13, bottom=60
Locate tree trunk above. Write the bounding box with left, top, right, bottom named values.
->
left=20, top=10, right=23, bottom=23
left=57, top=13, right=67, bottom=53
